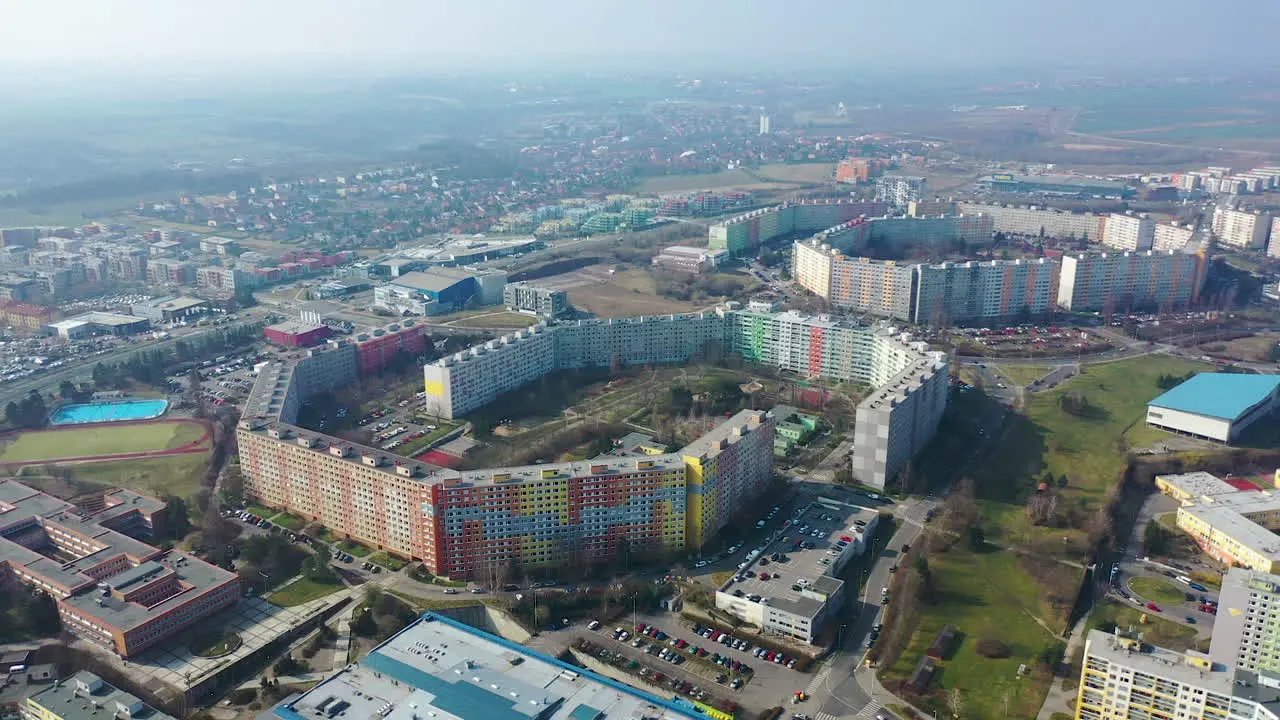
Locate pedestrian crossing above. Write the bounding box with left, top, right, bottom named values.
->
left=815, top=712, right=841, bottom=720
left=853, top=702, right=884, bottom=719
left=806, top=665, right=832, bottom=694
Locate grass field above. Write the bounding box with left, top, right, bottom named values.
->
left=1129, top=577, right=1187, bottom=606
left=441, top=311, right=540, bottom=329
left=1087, top=600, right=1199, bottom=651
left=16, top=451, right=211, bottom=500
left=996, top=365, right=1053, bottom=386
left=0, top=421, right=207, bottom=462
left=268, top=577, right=345, bottom=607
left=635, top=170, right=787, bottom=194
left=565, top=269, right=701, bottom=318
left=880, top=548, right=1058, bottom=720
left=755, top=163, right=835, bottom=183
left=973, top=355, right=1209, bottom=551
left=368, top=551, right=409, bottom=571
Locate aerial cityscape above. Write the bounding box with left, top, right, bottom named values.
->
left=3, top=2, right=1280, bottom=720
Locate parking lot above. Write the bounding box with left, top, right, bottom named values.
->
left=586, top=611, right=813, bottom=711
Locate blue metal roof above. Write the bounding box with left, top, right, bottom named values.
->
left=1148, top=373, right=1280, bottom=421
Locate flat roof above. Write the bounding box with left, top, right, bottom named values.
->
left=391, top=268, right=479, bottom=293
left=721, top=497, right=877, bottom=619
left=0, top=481, right=238, bottom=633
left=266, top=320, right=328, bottom=336
left=1149, top=373, right=1280, bottom=422
left=62, top=311, right=146, bottom=327
left=982, top=173, right=1130, bottom=190
left=28, top=672, right=175, bottom=720
left=1156, top=471, right=1241, bottom=498
left=273, top=613, right=704, bottom=720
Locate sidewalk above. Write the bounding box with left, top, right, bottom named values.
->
left=1035, top=613, right=1090, bottom=720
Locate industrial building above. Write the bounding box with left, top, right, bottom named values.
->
left=1055, top=249, right=1207, bottom=312
left=650, top=245, right=729, bottom=274
left=368, top=236, right=539, bottom=277
left=373, top=267, right=507, bottom=315
left=1075, top=629, right=1280, bottom=720
left=1146, top=373, right=1280, bottom=443
left=264, top=320, right=332, bottom=348
left=502, top=282, right=569, bottom=318
left=269, top=614, right=709, bottom=720
left=976, top=173, right=1134, bottom=198
left=0, top=481, right=240, bottom=658
left=48, top=312, right=149, bottom=340
left=715, top=497, right=879, bottom=644
left=129, top=296, right=209, bottom=324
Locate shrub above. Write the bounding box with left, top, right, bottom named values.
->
left=976, top=638, right=1011, bottom=658
left=227, top=689, right=257, bottom=705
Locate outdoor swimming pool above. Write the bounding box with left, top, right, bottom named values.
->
left=49, top=399, right=170, bottom=425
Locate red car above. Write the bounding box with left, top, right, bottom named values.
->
left=675, top=639, right=688, bottom=648
left=635, top=623, right=647, bottom=633
left=1147, top=602, right=1161, bottom=612
left=766, top=651, right=777, bottom=661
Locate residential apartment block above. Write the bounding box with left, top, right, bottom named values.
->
left=1216, top=208, right=1273, bottom=250
left=875, top=176, right=926, bottom=206
left=708, top=200, right=888, bottom=257
left=0, top=482, right=240, bottom=658
left=793, top=239, right=1058, bottom=325
left=1154, top=222, right=1196, bottom=251
left=1101, top=213, right=1155, bottom=251
left=1055, top=250, right=1207, bottom=312
left=956, top=202, right=1108, bottom=240
left=1210, top=568, right=1280, bottom=677
left=1076, top=629, right=1280, bottom=720
left=502, top=282, right=569, bottom=317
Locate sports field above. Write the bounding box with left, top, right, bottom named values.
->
left=0, top=419, right=210, bottom=463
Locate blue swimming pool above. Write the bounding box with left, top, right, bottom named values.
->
left=49, top=399, right=169, bottom=425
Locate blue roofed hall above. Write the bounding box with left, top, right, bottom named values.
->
left=1146, top=372, right=1280, bottom=444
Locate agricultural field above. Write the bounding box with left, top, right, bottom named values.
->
left=0, top=420, right=209, bottom=463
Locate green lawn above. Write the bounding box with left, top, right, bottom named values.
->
left=0, top=421, right=206, bottom=462
left=974, top=356, right=1209, bottom=549
left=880, top=548, right=1058, bottom=720
left=268, top=578, right=345, bottom=606
left=17, top=451, right=211, bottom=500
left=996, top=365, right=1053, bottom=386
left=1086, top=599, right=1198, bottom=651
left=245, top=503, right=277, bottom=519
left=398, top=422, right=459, bottom=456
left=368, top=551, right=409, bottom=571
left=1129, top=577, right=1187, bottom=606
left=337, top=539, right=372, bottom=557
left=273, top=512, right=304, bottom=530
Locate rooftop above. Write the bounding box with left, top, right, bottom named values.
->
left=0, top=481, right=238, bottom=633
left=720, top=497, right=878, bottom=620
left=59, top=312, right=146, bottom=328
left=273, top=613, right=704, bottom=720
left=266, top=320, right=329, bottom=336
left=982, top=173, right=1130, bottom=190
left=1156, top=471, right=1242, bottom=499
left=1148, top=373, right=1280, bottom=421
left=28, top=672, right=175, bottom=720
left=140, top=296, right=206, bottom=312
left=391, top=268, right=481, bottom=293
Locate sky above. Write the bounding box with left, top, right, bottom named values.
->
left=0, top=0, right=1276, bottom=76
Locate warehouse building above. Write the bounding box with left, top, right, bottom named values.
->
left=1147, top=373, right=1280, bottom=443
left=48, top=312, right=149, bottom=340
left=651, top=245, right=729, bottom=274
left=373, top=267, right=507, bottom=315
left=976, top=173, right=1134, bottom=198
left=129, top=295, right=209, bottom=324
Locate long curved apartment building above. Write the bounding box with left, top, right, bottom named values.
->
left=238, top=307, right=946, bottom=578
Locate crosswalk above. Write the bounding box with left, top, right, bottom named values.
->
left=853, top=702, right=884, bottom=719
left=815, top=712, right=841, bottom=720
left=806, top=665, right=833, bottom=694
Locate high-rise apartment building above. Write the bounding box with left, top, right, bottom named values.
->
left=1217, top=208, right=1273, bottom=250
left=875, top=176, right=926, bottom=206
left=1056, top=250, right=1207, bottom=312
left=502, top=282, right=569, bottom=318
left=1210, top=568, right=1280, bottom=676
left=1102, top=213, right=1156, bottom=251
left=956, top=202, right=1108, bottom=240
left=709, top=200, right=889, bottom=257
left=1154, top=222, right=1196, bottom=251
left=1076, top=629, right=1280, bottom=720
left=758, top=113, right=772, bottom=135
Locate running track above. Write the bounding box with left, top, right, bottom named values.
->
left=0, top=418, right=214, bottom=468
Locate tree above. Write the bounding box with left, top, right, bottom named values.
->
left=966, top=525, right=986, bottom=551
left=913, top=554, right=936, bottom=603
left=58, top=380, right=76, bottom=399
left=1143, top=521, right=1171, bottom=556
left=164, top=496, right=192, bottom=540
left=22, top=591, right=60, bottom=635
left=608, top=351, right=623, bottom=378
left=303, top=547, right=337, bottom=583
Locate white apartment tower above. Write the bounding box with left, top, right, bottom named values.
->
left=1217, top=208, right=1273, bottom=250
left=758, top=113, right=772, bottom=136
left=1102, top=213, right=1155, bottom=251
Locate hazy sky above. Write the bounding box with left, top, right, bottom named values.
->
left=0, top=0, right=1276, bottom=74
